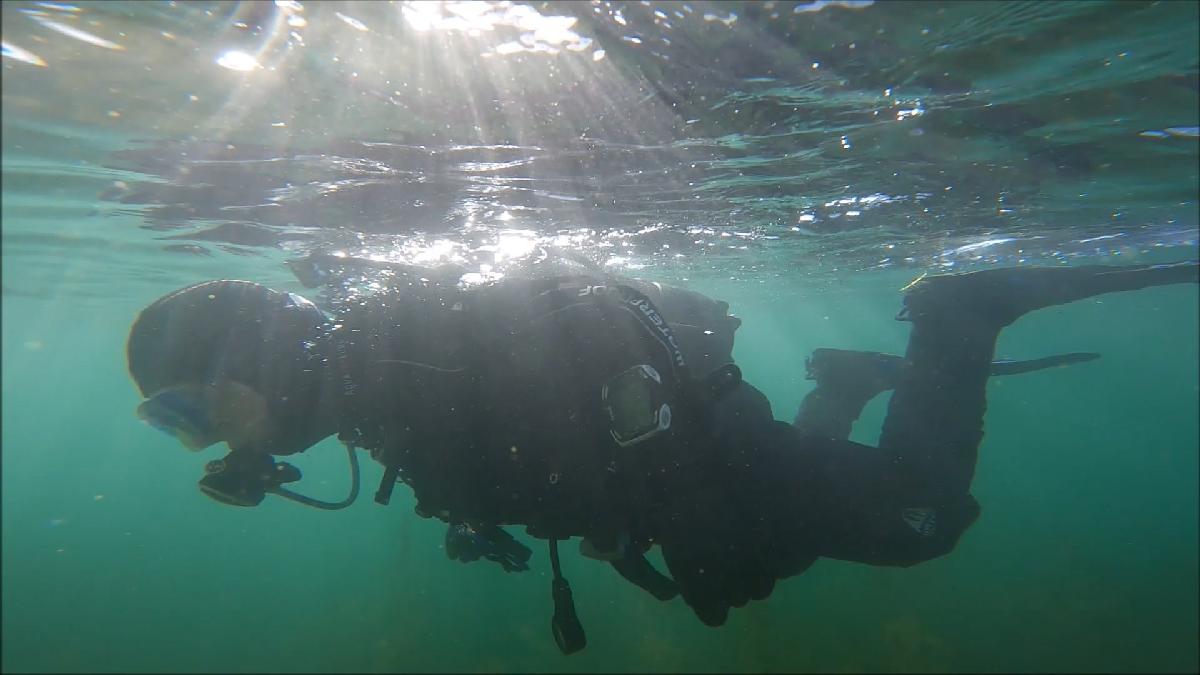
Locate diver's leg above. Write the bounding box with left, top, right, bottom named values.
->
left=898, top=260, right=1199, bottom=327
left=793, top=348, right=1101, bottom=441
left=774, top=263, right=1196, bottom=571
left=661, top=263, right=1200, bottom=626
left=877, top=316, right=997, bottom=501
left=879, top=260, right=1199, bottom=500
left=793, top=349, right=903, bottom=440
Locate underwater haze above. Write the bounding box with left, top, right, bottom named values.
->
left=2, top=1, right=1198, bottom=672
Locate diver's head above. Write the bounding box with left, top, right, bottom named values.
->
left=135, top=379, right=274, bottom=451
left=127, top=280, right=334, bottom=456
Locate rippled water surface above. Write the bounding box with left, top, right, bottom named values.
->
left=2, top=1, right=1198, bottom=673
left=4, top=0, right=1198, bottom=291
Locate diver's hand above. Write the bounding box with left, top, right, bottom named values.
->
left=445, top=523, right=532, bottom=573
left=660, top=530, right=775, bottom=626
left=198, top=450, right=299, bottom=507
left=657, top=475, right=776, bottom=626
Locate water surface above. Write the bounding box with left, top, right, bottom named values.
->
left=2, top=1, right=1197, bottom=672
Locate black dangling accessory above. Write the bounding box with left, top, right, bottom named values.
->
left=375, top=465, right=400, bottom=505
left=548, top=539, right=587, bottom=655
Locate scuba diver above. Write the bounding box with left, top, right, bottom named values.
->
left=127, top=252, right=1198, bottom=654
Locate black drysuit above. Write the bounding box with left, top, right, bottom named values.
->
left=325, top=261, right=1197, bottom=627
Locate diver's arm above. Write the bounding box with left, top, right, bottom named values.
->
left=653, top=383, right=796, bottom=627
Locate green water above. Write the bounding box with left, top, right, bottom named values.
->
left=3, top=0, right=1199, bottom=672
left=3, top=258, right=1196, bottom=672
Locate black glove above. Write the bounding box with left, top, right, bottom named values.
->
left=657, top=457, right=779, bottom=626
left=445, top=523, right=532, bottom=573
left=659, top=511, right=776, bottom=626
left=198, top=450, right=301, bottom=507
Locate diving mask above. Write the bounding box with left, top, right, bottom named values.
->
left=137, top=386, right=218, bottom=451
left=601, top=364, right=672, bottom=447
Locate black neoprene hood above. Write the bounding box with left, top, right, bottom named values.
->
left=127, top=280, right=333, bottom=455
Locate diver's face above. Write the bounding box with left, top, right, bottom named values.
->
left=137, top=379, right=273, bottom=452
